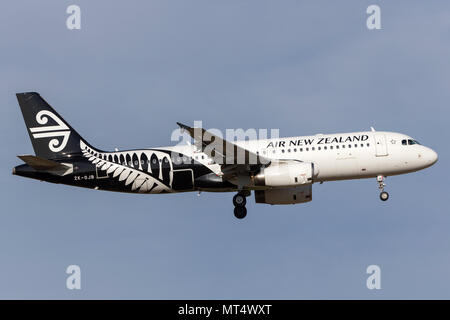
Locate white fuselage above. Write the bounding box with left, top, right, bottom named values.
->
left=164, top=131, right=438, bottom=186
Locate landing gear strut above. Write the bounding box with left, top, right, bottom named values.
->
left=233, top=191, right=250, bottom=219
left=377, top=175, right=389, bottom=201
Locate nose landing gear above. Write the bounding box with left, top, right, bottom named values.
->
left=233, top=191, right=250, bottom=219
left=377, top=175, right=389, bottom=201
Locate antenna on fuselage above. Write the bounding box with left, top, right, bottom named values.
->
left=370, top=127, right=376, bottom=132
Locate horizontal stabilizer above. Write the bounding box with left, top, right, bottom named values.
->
left=17, top=155, right=71, bottom=172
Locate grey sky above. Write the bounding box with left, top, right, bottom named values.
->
left=0, top=0, right=449, bottom=298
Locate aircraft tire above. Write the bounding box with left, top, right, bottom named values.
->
left=233, top=194, right=246, bottom=207
left=234, top=206, right=247, bottom=219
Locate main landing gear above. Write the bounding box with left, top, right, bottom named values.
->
left=377, top=175, right=389, bottom=201
left=233, top=191, right=250, bottom=219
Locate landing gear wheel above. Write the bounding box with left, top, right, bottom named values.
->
left=232, top=191, right=250, bottom=219
left=233, top=194, right=246, bottom=207
left=234, top=206, right=247, bottom=219
left=380, top=191, right=389, bottom=201
left=376, top=175, right=389, bottom=201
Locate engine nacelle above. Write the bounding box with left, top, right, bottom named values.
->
left=253, top=161, right=315, bottom=187
left=255, top=185, right=312, bottom=205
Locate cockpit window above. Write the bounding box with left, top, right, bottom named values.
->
left=402, top=139, right=421, bottom=146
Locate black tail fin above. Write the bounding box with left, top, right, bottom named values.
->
left=16, top=92, right=94, bottom=159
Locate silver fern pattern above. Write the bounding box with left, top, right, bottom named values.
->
left=80, top=140, right=172, bottom=193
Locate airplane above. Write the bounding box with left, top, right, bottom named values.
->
left=13, top=92, right=438, bottom=219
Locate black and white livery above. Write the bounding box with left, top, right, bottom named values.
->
left=13, top=92, right=438, bottom=219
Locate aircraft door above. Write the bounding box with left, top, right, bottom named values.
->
left=96, top=165, right=109, bottom=179
left=374, top=134, right=388, bottom=157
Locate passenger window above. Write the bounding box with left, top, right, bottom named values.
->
left=342, top=145, right=345, bottom=148
left=348, top=145, right=351, bottom=148
left=312, top=147, right=315, bottom=151
left=402, top=139, right=407, bottom=145
left=324, top=146, right=327, bottom=150
left=282, top=149, right=285, bottom=153
left=300, top=148, right=303, bottom=152
left=361, top=144, right=364, bottom=147
left=336, top=145, right=339, bottom=149
left=367, top=143, right=370, bottom=147
left=330, top=146, right=333, bottom=150
left=318, top=147, right=321, bottom=150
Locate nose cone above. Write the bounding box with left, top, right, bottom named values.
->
left=425, top=148, right=438, bottom=167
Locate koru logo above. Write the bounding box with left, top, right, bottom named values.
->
left=29, top=110, right=71, bottom=152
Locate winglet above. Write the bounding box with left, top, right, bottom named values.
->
left=177, top=122, right=190, bottom=131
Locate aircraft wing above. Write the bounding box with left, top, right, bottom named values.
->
left=176, top=122, right=271, bottom=179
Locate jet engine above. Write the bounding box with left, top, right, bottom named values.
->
left=253, top=160, right=315, bottom=187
